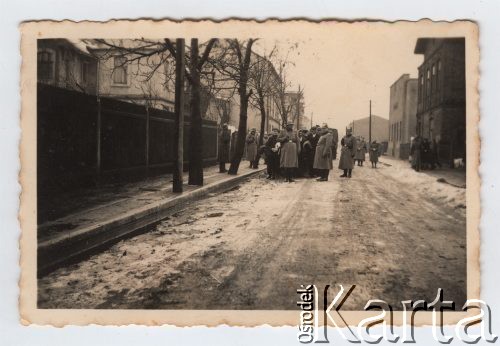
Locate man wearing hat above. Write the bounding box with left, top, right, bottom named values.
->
left=338, top=128, right=356, bottom=178
left=263, top=128, right=280, bottom=179
left=218, top=123, right=231, bottom=173
left=278, top=122, right=300, bottom=182
left=246, top=128, right=258, bottom=168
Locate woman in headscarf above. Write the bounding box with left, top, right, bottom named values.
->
left=278, top=123, right=300, bottom=182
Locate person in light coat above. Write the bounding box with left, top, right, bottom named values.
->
left=313, top=127, right=334, bottom=181
left=338, top=128, right=356, bottom=178
left=278, top=123, right=300, bottom=182
left=354, top=137, right=367, bottom=166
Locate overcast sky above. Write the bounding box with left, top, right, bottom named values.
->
left=255, top=27, right=425, bottom=132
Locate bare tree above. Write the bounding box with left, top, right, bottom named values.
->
left=93, top=38, right=217, bottom=186
left=273, top=60, right=295, bottom=128
left=247, top=48, right=280, bottom=167
left=207, top=39, right=257, bottom=175
left=165, top=38, right=217, bottom=186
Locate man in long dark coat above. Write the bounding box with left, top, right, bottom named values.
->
left=263, top=128, right=280, bottom=179
left=218, top=124, right=231, bottom=173
left=309, top=126, right=320, bottom=177
left=299, top=131, right=314, bottom=178
left=338, top=128, right=355, bottom=178
left=410, top=135, right=422, bottom=172
left=369, top=140, right=380, bottom=168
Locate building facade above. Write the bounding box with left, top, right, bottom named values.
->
left=37, top=39, right=98, bottom=94
left=388, top=74, right=418, bottom=159
left=414, top=37, right=466, bottom=166
left=350, top=115, right=389, bottom=144
left=87, top=39, right=177, bottom=112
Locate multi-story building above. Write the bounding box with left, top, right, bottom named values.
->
left=388, top=74, right=418, bottom=159
left=45, top=39, right=284, bottom=133
left=87, top=39, right=176, bottom=112
left=37, top=39, right=98, bottom=94
left=414, top=37, right=466, bottom=165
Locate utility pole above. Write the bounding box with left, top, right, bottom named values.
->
left=310, top=112, right=313, bottom=128
left=173, top=38, right=185, bottom=193
left=369, top=100, right=372, bottom=144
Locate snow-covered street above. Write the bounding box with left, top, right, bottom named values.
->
left=38, top=161, right=466, bottom=310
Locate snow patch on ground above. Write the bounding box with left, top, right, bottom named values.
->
left=378, top=157, right=466, bottom=215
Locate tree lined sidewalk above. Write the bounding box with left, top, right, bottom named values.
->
left=38, top=164, right=265, bottom=275
left=39, top=165, right=262, bottom=241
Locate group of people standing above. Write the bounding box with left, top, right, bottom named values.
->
left=259, top=124, right=381, bottom=182
left=262, top=123, right=336, bottom=182
left=218, top=122, right=382, bottom=181
left=410, top=135, right=442, bottom=172
left=352, top=136, right=381, bottom=169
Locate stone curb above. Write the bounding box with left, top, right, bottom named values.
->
left=38, top=168, right=265, bottom=276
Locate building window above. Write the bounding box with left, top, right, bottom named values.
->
left=37, top=50, right=55, bottom=81
left=112, top=56, right=128, bottom=85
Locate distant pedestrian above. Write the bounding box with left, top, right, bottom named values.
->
left=421, top=138, right=432, bottom=170
left=278, top=123, right=300, bottom=182
left=369, top=140, right=380, bottom=168
left=218, top=123, right=231, bottom=173
left=410, top=135, right=422, bottom=172
left=246, top=128, right=258, bottom=168
left=313, top=126, right=334, bottom=181
left=339, top=128, right=355, bottom=178
left=355, top=136, right=367, bottom=166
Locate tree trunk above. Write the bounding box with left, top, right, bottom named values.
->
left=253, top=96, right=266, bottom=168
left=228, top=92, right=249, bottom=175
left=188, top=39, right=204, bottom=186
left=172, top=39, right=185, bottom=193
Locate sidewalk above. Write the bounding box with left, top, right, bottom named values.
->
left=379, top=155, right=466, bottom=188
left=377, top=155, right=466, bottom=214
left=38, top=163, right=265, bottom=275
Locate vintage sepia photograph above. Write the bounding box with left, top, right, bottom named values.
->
left=19, top=19, right=479, bottom=326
